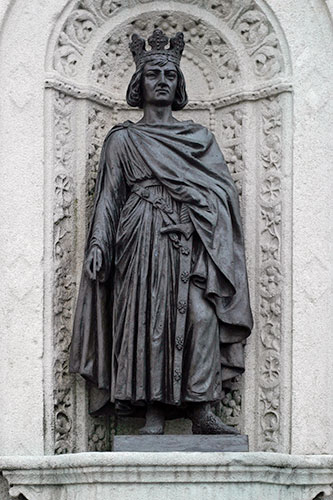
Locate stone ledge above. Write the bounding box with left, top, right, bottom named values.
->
left=1, top=452, right=333, bottom=500
left=113, top=434, right=249, bottom=452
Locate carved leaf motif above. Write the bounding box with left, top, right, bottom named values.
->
left=253, top=35, right=282, bottom=78
left=205, top=0, right=235, bottom=19
left=88, top=415, right=113, bottom=452
left=261, top=205, right=281, bottom=241
left=262, top=132, right=282, bottom=170
left=258, top=97, right=283, bottom=452
left=219, top=376, right=242, bottom=429
left=220, top=107, right=244, bottom=195
left=236, top=10, right=269, bottom=46
left=90, top=13, right=240, bottom=91
left=260, top=264, right=281, bottom=298
left=53, top=92, right=76, bottom=454
left=54, top=0, right=283, bottom=82
left=54, top=44, right=81, bottom=77
left=66, top=10, right=97, bottom=45
left=260, top=321, right=280, bottom=352
left=101, top=0, right=123, bottom=16
left=86, top=106, right=112, bottom=223
left=234, top=7, right=282, bottom=79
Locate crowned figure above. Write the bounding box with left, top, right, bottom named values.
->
left=70, top=29, right=253, bottom=435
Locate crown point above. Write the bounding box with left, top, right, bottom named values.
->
left=148, top=29, right=169, bottom=51
left=129, top=33, right=146, bottom=64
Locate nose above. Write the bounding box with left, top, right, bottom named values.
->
left=158, top=71, right=167, bottom=85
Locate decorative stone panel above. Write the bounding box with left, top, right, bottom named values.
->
left=53, top=92, right=77, bottom=454
left=258, top=96, right=284, bottom=451
left=46, top=0, right=292, bottom=453
left=54, top=0, right=284, bottom=86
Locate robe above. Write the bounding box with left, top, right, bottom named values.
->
left=69, top=120, right=253, bottom=415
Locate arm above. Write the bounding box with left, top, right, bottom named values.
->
left=85, top=129, right=127, bottom=282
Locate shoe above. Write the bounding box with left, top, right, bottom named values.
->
left=189, top=403, right=240, bottom=435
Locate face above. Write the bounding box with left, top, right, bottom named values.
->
left=142, top=60, right=178, bottom=108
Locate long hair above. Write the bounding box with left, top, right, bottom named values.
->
left=126, top=56, right=188, bottom=111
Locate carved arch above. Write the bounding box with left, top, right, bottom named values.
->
left=46, top=0, right=293, bottom=453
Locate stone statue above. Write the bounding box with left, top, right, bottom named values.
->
left=70, top=29, right=253, bottom=435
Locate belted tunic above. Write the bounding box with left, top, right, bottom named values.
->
left=70, top=120, right=253, bottom=415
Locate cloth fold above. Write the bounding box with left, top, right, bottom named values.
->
left=70, top=120, right=253, bottom=415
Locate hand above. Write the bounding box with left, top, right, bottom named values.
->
left=85, top=246, right=103, bottom=280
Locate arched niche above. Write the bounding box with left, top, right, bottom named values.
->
left=45, top=0, right=293, bottom=453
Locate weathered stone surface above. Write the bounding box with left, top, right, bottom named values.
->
left=114, top=435, right=249, bottom=452
left=1, top=452, right=333, bottom=500
left=0, top=0, right=332, bottom=457
left=0, top=474, right=10, bottom=500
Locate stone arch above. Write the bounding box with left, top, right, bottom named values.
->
left=50, top=0, right=290, bottom=83
left=44, top=0, right=293, bottom=453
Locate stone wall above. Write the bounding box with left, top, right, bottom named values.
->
left=0, top=0, right=332, bottom=459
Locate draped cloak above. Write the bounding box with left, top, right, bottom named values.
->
left=69, top=120, right=253, bottom=415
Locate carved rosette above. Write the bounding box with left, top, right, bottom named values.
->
left=258, top=97, right=283, bottom=452
left=53, top=92, right=76, bottom=454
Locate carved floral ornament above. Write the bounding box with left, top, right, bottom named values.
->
left=49, top=1, right=291, bottom=453
left=53, top=0, right=285, bottom=96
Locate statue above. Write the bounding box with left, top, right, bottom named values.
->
left=70, top=29, right=253, bottom=436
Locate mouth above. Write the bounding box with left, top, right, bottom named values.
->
left=156, top=88, right=170, bottom=94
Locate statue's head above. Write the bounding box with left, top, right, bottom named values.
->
left=126, top=29, right=188, bottom=111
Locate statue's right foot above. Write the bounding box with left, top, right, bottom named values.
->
left=139, top=405, right=165, bottom=435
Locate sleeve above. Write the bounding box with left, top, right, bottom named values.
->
left=87, top=130, right=127, bottom=281
left=69, top=128, right=128, bottom=412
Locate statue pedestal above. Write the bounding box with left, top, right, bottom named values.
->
left=114, top=434, right=249, bottom=452
left=2, top=452, right=333, bottom=500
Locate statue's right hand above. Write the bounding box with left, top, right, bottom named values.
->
left=85, top=246, right=103, bottom=281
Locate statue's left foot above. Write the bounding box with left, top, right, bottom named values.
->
left=139, top=404, right=165, bottom=435
left=188, top=403, right=240, bottom=435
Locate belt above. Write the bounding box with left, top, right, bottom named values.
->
left=132, top=179, right=177, bottom=223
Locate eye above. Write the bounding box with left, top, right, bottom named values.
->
left=166, top=72, right=177, bottom=80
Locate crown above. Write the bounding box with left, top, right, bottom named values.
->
left=129, top=29, right=185, bottom=67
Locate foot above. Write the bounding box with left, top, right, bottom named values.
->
left=139, top=405, right=165, bottom=435
left=188, top=403, right=240, bottom=435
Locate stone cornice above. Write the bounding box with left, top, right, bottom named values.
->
left=2, top=452, right=333, bottom=483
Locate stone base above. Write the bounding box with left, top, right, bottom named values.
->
left=114, top=434, right=249, bottom=452
left=1, top=452, right=333, bottom=500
